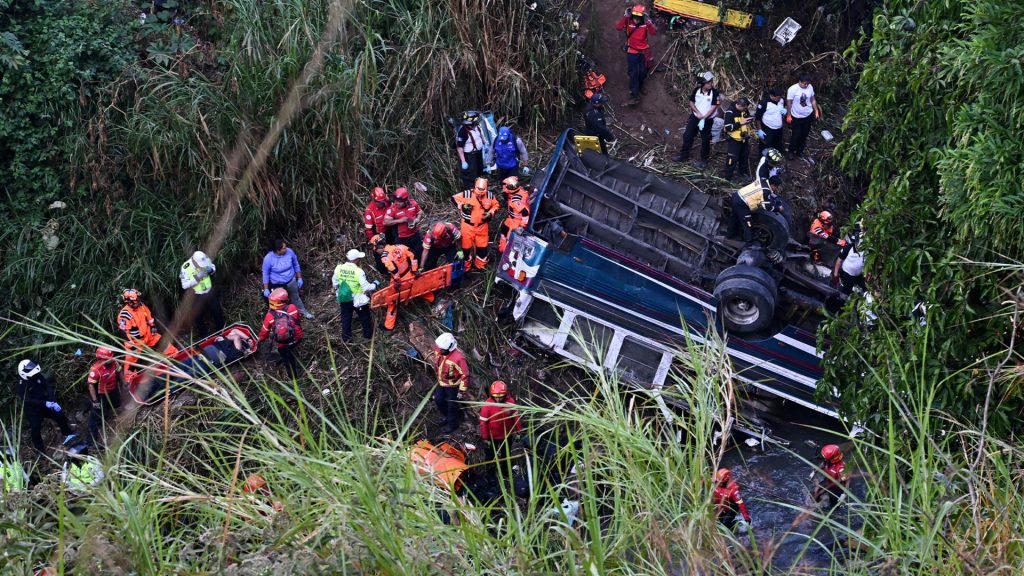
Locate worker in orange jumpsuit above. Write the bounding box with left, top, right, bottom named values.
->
left=452, top=177, right=500, bottom=270
left=479, top=380, right=523, bottom=465
left=808, top=210, right=846, bottom=264
left=812, top=444, right=850, bottom=512
left=378, top=237, right=434, bottom=331
left=712, top=467, right=752, bottom=531
left=498, top=176, right=533, bottom=253
left=118, top=289, right=177, bottom=375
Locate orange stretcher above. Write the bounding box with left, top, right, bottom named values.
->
left=370, top=261, right=469, bottom=309
left=654, top=0, right=757, bottom=29
left=127, top=323, right=258, bottom=406
left=410, top=440, right=469, bottom=492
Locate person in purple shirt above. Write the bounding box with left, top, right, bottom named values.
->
left=261, top=238, right=314, bottom=319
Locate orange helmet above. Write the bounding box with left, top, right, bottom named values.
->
left=715, top=468, right=731, bottom=483
left=394, top=187, right=409, bottom=200
left=502, top=176, right=521, bottom=194
left=371, top=187, right=387, bottom=202
left=818, top=210, right=834, bottom=226
left=489, top=380, right=508, bottom=397
left=369, top=234, right=386, bottom=249
left=630, top=3, right=645, bottom=16
left=242, top=474, right=268, bottom=494
left=268, top=288, right=289, bottom=309
left=474, top=177, right=489, bottom=195
left=821, top=444, right=843, bottom=463
left=96, top=347, right=114, bottom=361
left=431, top=222, right=448, bottom=238
left=122, top=288, right=141, bottom=305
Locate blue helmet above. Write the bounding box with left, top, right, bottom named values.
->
left=497, top=126, right=512, bottom=143
left=590, top=93, right=609, bottom=106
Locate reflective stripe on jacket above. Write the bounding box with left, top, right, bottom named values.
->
left=180, top=259, right=215, bottom=294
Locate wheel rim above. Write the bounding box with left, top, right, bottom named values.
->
left=724, top=297, right=760, bottom=326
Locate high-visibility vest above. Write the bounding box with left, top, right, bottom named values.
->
left=181, top=259, right=214, bottom=294
left=64, top=459, right=103, bottom=492
left=333, top=262, right=365, bottom=303
left=737, top=180, right=766, bottom=211
left=1, top=462, right=27, bottom=493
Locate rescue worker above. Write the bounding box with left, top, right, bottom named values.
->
left=755, top=87, right=786, bottom=154
left=119, top=288, right=178, bottom=374
left=452, top=177, right=500, bottom=270
left=433, top=332, right=469, bottom=434
left=15, top=360, right=77, bottom=454
left=179, top=250, right=224, bottom=335
left=383, top=187, right=424, bottom=259
left=812, top=444, right=850, bottom=511
left=1, top=447, right=27, bottom=493
left=672, top=72, right=721, bottom=169
left=85, top=347, right=123, bottom=449
left=261, top=238, right=314, bottom=319
left=833, top=221, right=867, bottom=295
left=363, top=186, right=395, bottom=245
left=721, top=97, right=754, bottom=181
left=479, top=380, right=523, bottom=463
left=786, top=73, right=821, bottom=159
left=493, top=126, right=530, bottom=180
left=584, top=93, right=616, bottom=154
left=727, top=149, right=785, bottom=243
left=421, top=221, right=463, bottom=271
left=454, top=110, right=490, bottom=190
left=712, top=467, right=752, bottom=531
left=62, top=448, right=104, bottom=494
left=498, top=176, right=532, bottom=253
left=379, top=239, right=435, bottom=331
left=615, top=4, right=656, bottom=104
left=809, top=210, right=846, bottom=265
left=257, top=288, right=304, bottom=378
left=333, top=249, right=378, bottom=342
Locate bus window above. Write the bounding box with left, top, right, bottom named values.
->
left=615, top=337, right=665, bottom=384
left=564, top=315, right=613, bottom=363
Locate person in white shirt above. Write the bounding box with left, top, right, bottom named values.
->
left=755, top=87, right=786, bottom=154
left=672, top=71, right=721, bottom=169
left=833, top=221, right=867, bottom=295
left=785, top=73, right=821, bottom=158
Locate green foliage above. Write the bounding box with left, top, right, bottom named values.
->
left=826, top=0, right=1024, bottom=434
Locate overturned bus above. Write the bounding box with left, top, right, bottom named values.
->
left=496, top=129, right=844, bottom=428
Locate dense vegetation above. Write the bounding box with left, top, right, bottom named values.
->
left=826, top=0, right=1024, bottom=435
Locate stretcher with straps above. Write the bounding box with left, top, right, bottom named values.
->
left=370, top=260, right=469, bottom=309
left=654, top=0, right=758, bottom=29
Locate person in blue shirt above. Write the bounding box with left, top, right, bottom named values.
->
left=493, top=127, right=529, bottom=180
left=261, top=238, right=314, bottom=319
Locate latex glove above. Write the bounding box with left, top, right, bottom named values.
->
left=297, top=278, right=304, bottom=289
left=756, top=129, right=766, bottom=140
left=460, top=161, right=469, bottom=170
left=263, top=288, right=271, bottom=298
left=484, top=164, right=496, bottom=174
left=697, top=118, right=706, bottom=130
left=786, top=113, right=793, bottom=124
left=370, top=281, right=380, bottom=291
left=522, top=166, right=531, bottom=175
left=45, top=401, right=62, bottom=413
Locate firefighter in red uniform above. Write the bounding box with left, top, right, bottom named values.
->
left=85, top=347, right=123, bottom=448
left=479, top=380, right=522, bottom=463
left=421, top=221, right=463, bottom=271
left=452, top=178, right=500, bottom=270
left=808, top=210, right=846, bottom=264
left=378, top=238, right=435, bottom=331
left=257, top=288, right=304, bottom=378
left=712, top=467, right=752, bottom=531
left=433, top=333, right=469, bottom=434
left=363, top=187, right=393, bottom=273
left=812, top=444, right=850, bottom=511
left=383, top=187, right=424, bottom=258
left=615, top=4, right=656, bottom=104
left=498, top=176, right=533, bottom=253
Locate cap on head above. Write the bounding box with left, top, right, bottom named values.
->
left=474, top=178, right=489, bottom=194
left=462, top=110, right=480, bottom=125
left=192, top=251, right=213, bottom=268
left=346, top=249, right=365, bottom=262
left=268, top=288, right=289, bottom=308
left=764, top=148, right=784, bottom=166
left=821, top=444, right=843, bottom=463
left=715, top=467, right=731, bottom=483
left=590, top=93, right=609, bottom=106
left=497, top=126, right=512, bottom=143
left=490, top=380, right=508, bottom=397
left=435, top=332, right=457, bottom=353
left=700, top=71, right=715, bottom=84
left=372, top=187, right=387, bottom=202
left=18, top=359, right=41, bottom=380
left=630, top=3, right=645, bottom=16
left=96, top=347, right=114, bottom=361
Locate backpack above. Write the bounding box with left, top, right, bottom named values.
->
left=272, top=310, right=297, bottom=344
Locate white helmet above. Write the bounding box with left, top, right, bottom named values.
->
left=192, top=250, right=213, bottom=268
left=18, top=359, right=41, bottom=380
left=435, top=333, right=457, bottom=353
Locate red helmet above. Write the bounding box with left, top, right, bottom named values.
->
left=122, top=288, right=141, bottom=305
left=371, top=187, right=387, bottom=202
left=474, top=178, right=489, bottom=195
left=431, top=222, right=448, bottom=238
left=269, top=288, right=289, bottom=308
left=502, top=176, right=520, bottom=194
left=715, top=467, right=731, bottom=483
left=394, top=187, right=409, bottom=200
left=96, top=347, right=114, bottom=361
left=818, top=210, right=834, bottom=226
left=630, top=3, right=645, bottom=16
left=821, top=444, right=843, bottom=463
left=489, top=380, right=508, bottom=397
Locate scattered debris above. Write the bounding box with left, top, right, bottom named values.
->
left=773, top=17, right=802, bottom=45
